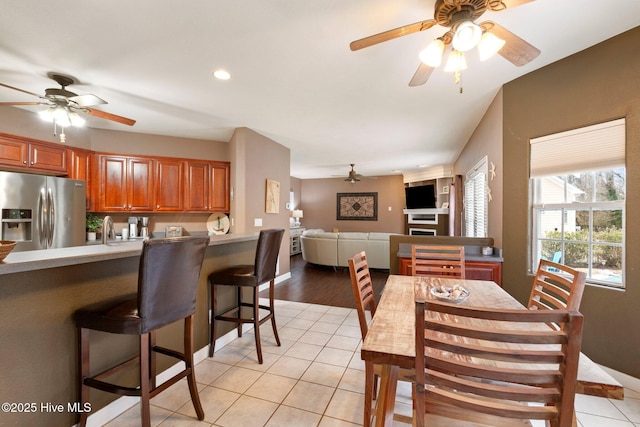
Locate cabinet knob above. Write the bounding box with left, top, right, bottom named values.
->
left=30, top=161, right=34, bottom=165
left=23, top=160, right=27, bottom=164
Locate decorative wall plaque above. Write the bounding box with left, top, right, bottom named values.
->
left=337, top=192, right=378, bottom=221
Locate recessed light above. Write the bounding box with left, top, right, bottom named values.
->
left=213, top=69, right=231, bottom=80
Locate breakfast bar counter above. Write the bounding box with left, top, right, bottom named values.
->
left=0, top=232, right=259, bottom=276
left=0, top=232, right=261, bottom=427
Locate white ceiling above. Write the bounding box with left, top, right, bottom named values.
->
left=1, top=1, right=639, bottom=179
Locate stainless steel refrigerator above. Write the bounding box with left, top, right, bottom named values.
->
left=0, top=171, right=86, bottom=251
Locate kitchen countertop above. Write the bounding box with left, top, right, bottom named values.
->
left=0, top=232, right=259, bottom=276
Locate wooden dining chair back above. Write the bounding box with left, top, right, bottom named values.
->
left=411, top=245, right=465, bottom=278
left=529, top=259, right=587, bottom=311
left=415, top=300, right=584, bottom=427
left=348, top=251, right=413, bottom=427
left=348, top=251, right=376, bottom=340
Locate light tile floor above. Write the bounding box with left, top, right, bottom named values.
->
left=106, top=299, right=640, bottom=427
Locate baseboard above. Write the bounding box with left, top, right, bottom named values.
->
left=78, top=272, right=291, bottom=427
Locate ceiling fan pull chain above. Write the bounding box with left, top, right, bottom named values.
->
left=454, top=70, right=463, bottom=94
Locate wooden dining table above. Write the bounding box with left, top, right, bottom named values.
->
left=360, top=275, right=624, bottom=427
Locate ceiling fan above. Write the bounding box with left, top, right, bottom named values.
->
left=0, top=73, right=136, bottom=126
left=350, top=0, right=541, bottom=87
left=343, top=164, right=363, bottom=184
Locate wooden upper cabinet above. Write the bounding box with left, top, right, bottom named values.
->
left=184, top=160, right=230, bottom=212
left=68, top=148, right=93, bottom=210
left=154, top=158, right=184, bottom=212
left=127, top=157, right=154, bottom=211
left=0, top=134, right=67, bottom=174
left=210, top=162, right=230, bottom=212
left=185, top=161, right=210, bottom=212
left=0, top=136, right=28, bottom=169
left=97, top=155, right=154, bottom=212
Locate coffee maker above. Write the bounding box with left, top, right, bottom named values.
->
left=140, top=217, right=150, bottom=238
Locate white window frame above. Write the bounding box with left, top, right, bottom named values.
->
left=529, top=119, right=626, bottom=289
left=464, top=157, right=488, bottom=238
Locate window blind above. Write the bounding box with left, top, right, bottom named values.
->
left=464, top=168, right=487, bottom=238
left=530, top=118, right=625, bottom=178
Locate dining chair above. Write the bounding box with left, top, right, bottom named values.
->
left=529, top=259, right=586, bottom=311
left=415, top=299, right=584, bottom=427
left=411, top=245, right=465, bottom=278
left=74, top=236, right=211, bottom=427
left=348, top=251, right=413, bottom=427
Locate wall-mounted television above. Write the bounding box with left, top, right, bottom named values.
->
left=405, top=184, right=436, bottom=209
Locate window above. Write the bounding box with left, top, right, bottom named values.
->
left=464, top=157, right=488, bottom=237
left=530, top=119, right=625, bottom=288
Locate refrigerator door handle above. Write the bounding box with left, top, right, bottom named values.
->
left=47, top=188, right=55, bottom=247
left=39, top=188, right=47, bottom=246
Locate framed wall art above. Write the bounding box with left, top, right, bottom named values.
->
left=266, top=179, right=280, bottom=213
left=337, top=192, right=378, bottom=221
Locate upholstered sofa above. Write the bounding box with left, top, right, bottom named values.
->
left=300, top=229, right=398, bottom=269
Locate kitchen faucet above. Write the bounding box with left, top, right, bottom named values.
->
left=102, top=215, right=115, bottom=244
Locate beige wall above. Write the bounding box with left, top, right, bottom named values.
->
left=453, top=89, right=504, bottom=248
left=230, top=127, right=291, bottom=274
left=300, top=175, right=405, bottom=233
left=502, top=26, right=640, bottom=378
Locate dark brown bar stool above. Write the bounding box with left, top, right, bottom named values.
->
left=208, top=228, right=284, bottom=363
left=74, top=236, right=210, bottom=427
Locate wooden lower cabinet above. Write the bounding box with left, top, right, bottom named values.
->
left=398, top=257, right=502, bottom=286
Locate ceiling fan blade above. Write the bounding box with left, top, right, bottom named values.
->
left=482, top=21, right=540, bottom=66
left=350, top=19, right=437, bottom=51
left=0, top=101, right=44, bottom=106
left=69, top=94, right=107, bottom=107
left=409, top=62, right=435, bottom=87
left=84, top=107, right=136, bottom=126
left=497, top=0, right=535, bottom=11
left=0, top=82, right=43, bottom=98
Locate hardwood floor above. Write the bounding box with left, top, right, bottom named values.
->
left=262, top=254, right=389, bottom=308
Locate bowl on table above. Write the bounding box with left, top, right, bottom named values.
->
left=0, top=240, right=17, bottom=262
left=430, top=284, right=470, bottom=303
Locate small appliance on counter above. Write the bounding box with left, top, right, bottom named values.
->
left=140, top=217, right=150, bottom=238
left=165, top=226, right=182, bottom=238
left=128, top=217, right=138, bottom=238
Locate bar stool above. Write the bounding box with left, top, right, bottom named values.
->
left=74, top=236, right=210, bottom=427
left=208, top=228, right=285, bottom=363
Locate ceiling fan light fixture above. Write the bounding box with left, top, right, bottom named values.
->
left=38, top=107, right=56, bottom=123
left=478, top=31, right=506, bottom=61
left=419, top=39, right=445, bottom=67
left=69, top=110, right=86, bottom=127
left=444, top=50, right=467, bottom=73
left=452, top=20, right=482, bottom=52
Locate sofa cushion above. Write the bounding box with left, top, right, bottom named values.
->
left=368, top=232, right=393, bottom=241
left=338, top=232, right=369, bottom=240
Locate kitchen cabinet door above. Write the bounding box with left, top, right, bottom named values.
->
left=0, top=136, right=28, bottom=169
left=69, top=148, right=93, bottom=210
left=185, top=161, right=210, bottom=212
left=154, top=159, right=184, bottom=211
left=98, top=155, right=128, bottom=211
left=210, top=162, right=230, bottom=212
left=128, top=157, right=154, bottom=211
left=29, top=143, right=67, bottom=173
left=0, top=135, right=66, bottom=174
left=97, top=155, right=154, bottom=212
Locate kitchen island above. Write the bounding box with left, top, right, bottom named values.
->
left=0, top=233, right=261, bottom=427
